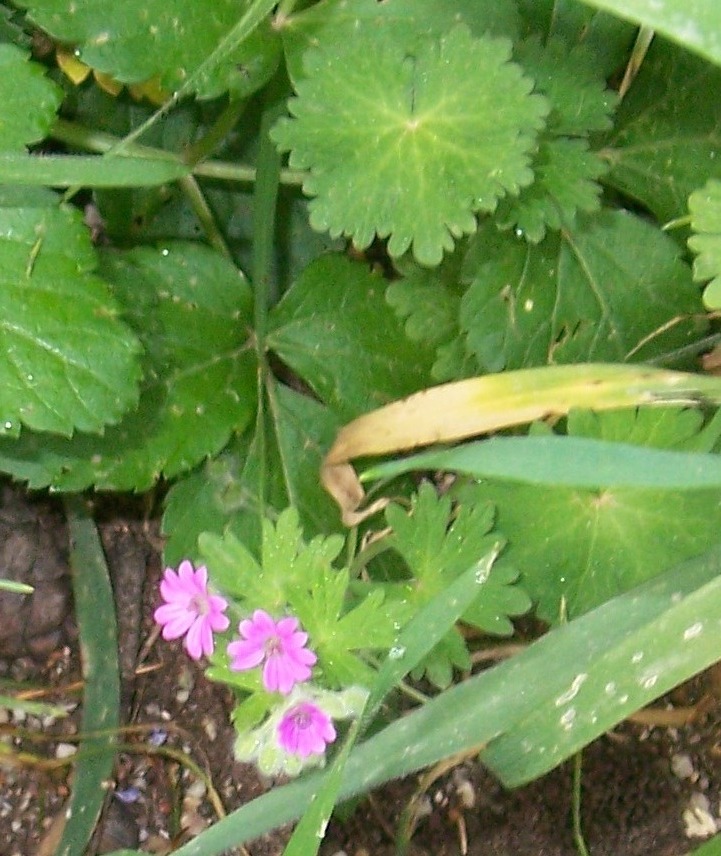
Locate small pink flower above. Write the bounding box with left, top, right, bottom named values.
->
left=153, top=561, right=229, bottom=660
left=227, top=609, right=317, bottom=694
left=277, top=702, right=337, bottom=758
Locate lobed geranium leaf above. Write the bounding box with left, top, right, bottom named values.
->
left=602, top=40, right=721, bottom=223
left=376, top=483, right=530, bottom=689
left=17, top=0, right=281, bottom=100
left=0, top=242, right=256, bottom=488
left=267, top=254, right=434, bottom=421
left=688, top=179, right=721, bottom=309
left=456, top=407, right=721, bottom=622
left=517, top=1, right=637, bottom=77
left=280, top=0, right=521, bottom=85
left=460, top=211, right=704, bottom=371
left=0, top=43, right=62, bottom=148
left=271, top=25, right=549, bottom=265
left=0, top=197, right=141, bottom=437
left=495, top=37, right=617, bottom=241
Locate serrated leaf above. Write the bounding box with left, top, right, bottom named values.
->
left=496, top=138, right=607, bottom=242
left=18, top=0, right=281, bottom=100
left=517, top=1, right=637, bottom=77
left=267, top=254, right=434, bottom=421
left=602, top=40, right=721, bottom=223
left=0, top=43, right=62, bottom=148
left=378, top=483, right=529, bottom=688
left=272, top=25, right=549, bottom=265
left=460, top=211, right=704, bottom=371
left=688, top=179, right=721, bottom=309
left=0, top=200, right=141, bottom=436
left=280, top=0, right=521, bottom=85
left=495, top=36, right=616, bottom=241
left=0, top=242, right=256, bottom=487
left=455, top=407, right=721, bottom=621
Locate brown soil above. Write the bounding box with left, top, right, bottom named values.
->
left=0, top=483, right=719, bottom=856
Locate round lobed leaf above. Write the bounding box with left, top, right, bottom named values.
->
left=272, top=25, right=549, bottom=266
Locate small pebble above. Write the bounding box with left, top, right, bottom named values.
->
left=55, top=743, right=77, bottom=759
left=671, top=753, right=695, bottom=780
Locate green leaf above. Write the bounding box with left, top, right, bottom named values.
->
left=162, top=382, right=343, bottom=567
left=18, top=0, right=281, bottom=99
left=0, top=198, right=142, bottom=437
left=688, top=834, right=721, bottom=856
left=267, top=255, right=434, bottom=421
left=58, top=496, right=119, bottom=856
left=689, top=179, right=721, bottom=308
left=481, top=544, right=721, bottom=785
left=375, top=483, right=529, bottom=688
left=0, top=153, right=190, bottom=187
left=147, top=546, right=721, bottom=856
left=574, top=0, right=721, bottom=67
left=517, top=1, right=637, bottom=77
left=0, top=44, right=62, bottom=148
left=495, top=37, right=616, bottom=241
left=0, top=242, right=256, bottom=488
left=280, top=0, right=521, bottom=85
left=460, top=211, right=704, bottom=370
left=449, top=409, right=721, bottom=621
left=271, top=25, right=549, bottom=265
left=602, top=40, right=721, bottom=223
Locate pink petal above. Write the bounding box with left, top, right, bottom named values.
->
left=185, top=617, right=212, bottom=660
left=154, top=604, right=195, bottom=639
left=227, top=638, right=265, bottom=671
left=288, top=645, right=317, bottom=668
left=276, top=616, right=299, bottom=636
left=208, top=610, right=230, bottom=633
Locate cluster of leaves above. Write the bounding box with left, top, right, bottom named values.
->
left=3, top=0, right=721, bottom=852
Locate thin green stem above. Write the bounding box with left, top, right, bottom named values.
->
left=662, top=214, right=692, bottom=231
left=276, top=0, right=300, bottom=18
left=183, top=97, right=248, bottom=167
left=50, top=118, right=305, bottom=186
left=177, top=174, right=233, bottom=260
left=111, top=0, right=278, bottom=151
left=252, top=98, right=284, bottom=340
left=572, top=751, right=591, bottom=856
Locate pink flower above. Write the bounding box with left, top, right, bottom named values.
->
left=227, top=609, right=317, bottom=694
left=277, top=702, right=337, bottom=758
left=153, top=561, right=229, bottom=660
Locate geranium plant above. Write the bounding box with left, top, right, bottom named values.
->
left=0, top=0, right=721, bottom=854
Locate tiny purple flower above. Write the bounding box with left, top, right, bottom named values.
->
left=227, top=609, right=317, bottom=694
left=153, top=560, right=229, bottom=660
left=277, top=702, right=337, bottom=758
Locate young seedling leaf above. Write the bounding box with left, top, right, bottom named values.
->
left=58, top=496, right=120, bottom=856
left=272, top=25, right=549, bottom=265
left=689, top=179, right=721, bottom=309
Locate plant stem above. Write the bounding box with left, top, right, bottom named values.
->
left=50, top=118, right=305, bottom=186
left=572, top=751, right=591, bottom=856
left=178, top=174, right=233, bottom=260
left=183, top=97, right=248, bottom=166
